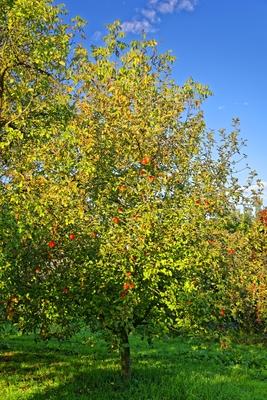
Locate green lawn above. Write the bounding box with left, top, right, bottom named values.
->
left=0, top=330, right=266, bottom=400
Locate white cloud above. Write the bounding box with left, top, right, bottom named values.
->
left=122, top=19, right=154, bottom=34
left=123, top=0, right=198, bottom=34
left=141, top=8, right=159, bottom=22
left=177, top=0, right=197, bottom=11
left=157, top=0, right=178, bottom=14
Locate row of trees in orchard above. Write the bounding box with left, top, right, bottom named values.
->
left=0, top=0, right=266, bottom=379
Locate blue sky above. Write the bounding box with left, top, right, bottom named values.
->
left=61, top=0, right=267, bottom=204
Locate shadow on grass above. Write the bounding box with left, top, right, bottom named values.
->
left=1, top=335, right=266, bottom=400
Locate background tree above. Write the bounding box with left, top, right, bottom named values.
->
left=0, top=2, right=265, bottom=380
left=0, top=0, right=85, bottom=337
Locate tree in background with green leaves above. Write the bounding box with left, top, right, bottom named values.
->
left=1, top=0, right=266, bottom=379
left=0, top=0, right=85, bottom=339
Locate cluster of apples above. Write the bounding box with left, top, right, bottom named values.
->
left=140, top=156, right=156, bottom=182
left=195, top=199, right=210, bottom=207
left=120, top=272, right=135, bottom=299
left=48, top=233, right=75, bottom=249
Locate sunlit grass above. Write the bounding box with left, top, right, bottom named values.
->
left=0, top=329, right=266, bottom=400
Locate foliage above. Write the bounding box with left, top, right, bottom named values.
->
left=0, top=0, right=266, bottom=378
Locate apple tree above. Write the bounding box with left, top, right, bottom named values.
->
left=0, top=0, right=85, bottom=335
left=0, top=2, right=265, bottom=379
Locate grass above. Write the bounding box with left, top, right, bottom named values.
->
left=0, top=329, right=266, bottom=400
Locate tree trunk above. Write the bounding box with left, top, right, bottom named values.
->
left=120, top=329, right=131, bottom=380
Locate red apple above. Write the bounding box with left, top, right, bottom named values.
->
left=123, top=282, right=130, bottom=290
left=148, top=175, right=155, bottom=182
left=112, top=216, right=120, bottom=224
left=117, top=185, right=127, bottom=192
left=69, top=233, right=75, bottom=240
left=219, top=308, right=225, bottom=317
left=227, top=248, right=235, bottom=255
left=48, top=240, right=56, bottom=248
left=140, top=156, right=150, bottom=165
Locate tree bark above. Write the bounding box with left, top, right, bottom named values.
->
left=120, top=329, right=131, bottom=380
